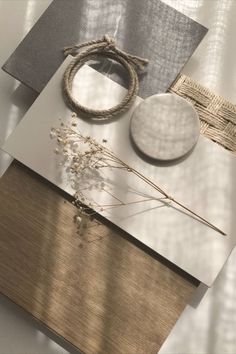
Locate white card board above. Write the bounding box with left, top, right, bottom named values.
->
left=3, top=58, right=236, bottom=286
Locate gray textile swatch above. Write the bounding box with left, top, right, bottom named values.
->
left=2, top=0, right=207, bottom=95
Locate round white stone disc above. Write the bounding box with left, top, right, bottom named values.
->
left=130, top=93, right=200, bottom=161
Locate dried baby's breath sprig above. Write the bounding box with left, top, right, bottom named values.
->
left=50, top=125, right=226, bottom=237
left=74, top=203, right=109, bottom=245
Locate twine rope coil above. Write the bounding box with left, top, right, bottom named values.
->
left=62, top=35, right=149, bottom=120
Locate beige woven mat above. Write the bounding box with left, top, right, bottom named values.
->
left=169, top=74, right=236, bottom=153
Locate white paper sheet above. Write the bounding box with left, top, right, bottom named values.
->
left=3, top=59, right=236, bottom=286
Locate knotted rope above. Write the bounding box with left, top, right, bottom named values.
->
left=62, top=35, right=149, bottom=120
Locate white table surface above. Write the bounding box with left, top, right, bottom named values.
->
left=1, top=0, right=236, bottom=353
left=0, top=0, right=50, bottom=177
left=0, top=1, right=78, bottom=353
left=159, top=1, right=236, bottom=353
left=0, top=295, right=72, bottom=354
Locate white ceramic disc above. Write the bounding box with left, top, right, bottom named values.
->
left=130, top=93, right=200, bottom=161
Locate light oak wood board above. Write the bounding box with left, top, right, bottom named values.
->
left=0, top=162, right=197, bottom=354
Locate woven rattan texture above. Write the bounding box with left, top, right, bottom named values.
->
left=170, top=74, right=236, bottom=153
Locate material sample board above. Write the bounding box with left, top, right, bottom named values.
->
left=2, top=0, right=207, bottom=94
left=3, top=59, right=236, bottom=286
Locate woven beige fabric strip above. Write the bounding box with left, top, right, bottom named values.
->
left=170, top=74, right=236, bottom=153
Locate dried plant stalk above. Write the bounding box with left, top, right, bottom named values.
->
left=50, top=123, right=226, bottom=237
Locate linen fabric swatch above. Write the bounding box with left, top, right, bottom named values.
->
left=2, top=0, right=207, bottom=95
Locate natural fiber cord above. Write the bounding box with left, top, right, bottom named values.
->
left=62, top=35, right=149, bottom=120
left=170, top=74, right=236, bottom=153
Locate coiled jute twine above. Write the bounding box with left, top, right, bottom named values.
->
left=62, top=35, right=149, bottom=120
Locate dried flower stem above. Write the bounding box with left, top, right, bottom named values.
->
left=102, top=148, right=226, bottom=236
left=51, top=125, right=226, bottom=236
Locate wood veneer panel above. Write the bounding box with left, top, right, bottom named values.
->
left=0, top=161, right=197, bottom=354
